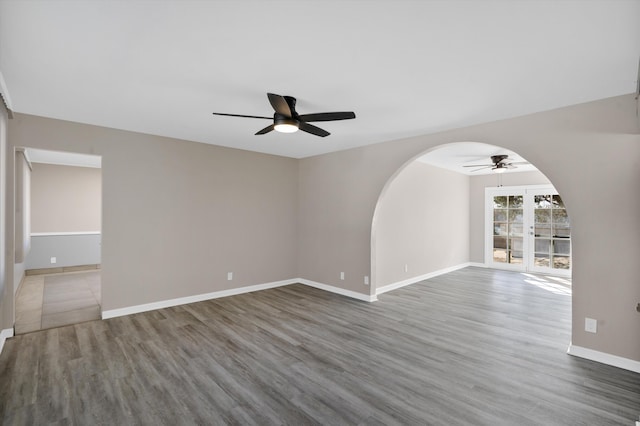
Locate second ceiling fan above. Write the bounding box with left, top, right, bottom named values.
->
left=212, top=93, right=356, bottom=137
left=463, top=155, right=529, bottom=173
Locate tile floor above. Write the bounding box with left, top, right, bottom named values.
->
left=14, top=270, right=101, bottom=334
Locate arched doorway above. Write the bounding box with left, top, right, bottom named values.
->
left=371, top=140, right=572, bottom=308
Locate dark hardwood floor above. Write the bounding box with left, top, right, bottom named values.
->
left=0, top=267, right=638, bottom=425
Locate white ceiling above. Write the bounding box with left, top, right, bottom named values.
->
left=0, top=1, right=638, bottom=159
left=416, top=142, right=536, bottom=176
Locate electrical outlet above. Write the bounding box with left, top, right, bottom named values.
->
left=340, top=272, right=345, bottom=280
left=585, top=317, right=597, bottom=333
left=50, top=257, right=57, bottom=264
left=227, top=272, right=233, bottom=281
left=364, top=276, right=369, bottom=285
left=404, top=264, right=408, bottom=273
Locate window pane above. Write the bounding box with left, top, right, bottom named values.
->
left=534, top=254, right=550, bottom=267
left=494, top=223, right=508, bottom=236
left=508, top=195, right=523, bottom=208
left=493, top=249, right=507, bottom=263
left=535, top=195, right=553, bottom=208
left=494, top=236, right=507, bottom=249
left=494, top=196, right=508, bottom=208
left=510, top=223, right=523, bottom=236
left=494, top=209, right=507, bottom=222
left=535, top=239, right=550, bottom=254
left=553, top=255, right=570, bottom=269
left=509, top=209, right=523, bottom=223
left=535, top=209, right=551, bottom=224
left=554, top=240, right=571, bottom=255
left=552, top=195, right=565, bottom=209
left=510, top=251, right=523, bottom=264
left=535, top=224, right=551, bottom=237
left=510, top=237, right=523, bottom=251
left=553, top=224, right=570, bottom=238
left=552, top=209, right=569, bottom=225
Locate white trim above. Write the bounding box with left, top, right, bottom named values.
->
left=31, top=231, right=101, bottom=237
left=298, top=279, right=377, bottom=302
left=103, top=278, right=298, bottom=319
left=15, top=148, right=33, bottom=171
left=376, top=263, right=469, bottom=295
left=567, top=344, right=640, bottom=374
left=468, top=262, right=486, bottom=268
left=0, top=70, right=13, bottom=111
left=103, top=278, right=378, bottom=319
left=0, top=328, right=14, bottom=354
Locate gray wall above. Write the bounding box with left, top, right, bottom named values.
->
left=469, top=170, right=550, bottom=263
left=5, top=114, right=298, bottom=316
left=373, top=161, right=469, bottom=289
left=26, top=234, right=101, bottom=270
left=298, top=94, right=640, bottom=362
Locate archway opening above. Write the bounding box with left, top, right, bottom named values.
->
left=371, top=141, right=572, bottom=345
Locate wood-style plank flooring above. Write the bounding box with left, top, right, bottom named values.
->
left=1, top=267, right=638, bottom=425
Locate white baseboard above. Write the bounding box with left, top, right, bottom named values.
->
left=468, top=262, right=486, bottom=268
left=567, top=344, right=640, bottom=374
left=0, top=328, right=14, bottom=354
left=103, top=277, right=377, bottom=319
left=298, top=279, right=377, bottom=302
left=376, top=263, right=470, bottom=295
left=102, top=278, right=298, bottom=319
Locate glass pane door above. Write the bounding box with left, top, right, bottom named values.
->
left=529, top=193, right=571, bottom=274
left=492, top=195, right=523, bottom=265
left=486, top=185, right=571, bottom=276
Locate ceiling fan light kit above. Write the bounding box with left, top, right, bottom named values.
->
left=212, top=93, right=356, bottom=137
left=274, top=116, right=299, bottom=133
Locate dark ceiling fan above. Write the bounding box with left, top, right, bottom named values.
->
left=212, top=93, right=356, bottom=137
left=463, top=155, right=529, bottom=173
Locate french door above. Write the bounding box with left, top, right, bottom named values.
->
left=485, top=185, right=571, bottom=276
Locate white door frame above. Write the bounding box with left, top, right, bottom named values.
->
left=485, top=184, right=571, bottom=277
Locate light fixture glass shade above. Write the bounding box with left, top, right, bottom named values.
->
left=493, top=166, right=506, bottom=173
left=274, top=116, right=299, bottom=133
left=274, top=123, right=299, bottom=133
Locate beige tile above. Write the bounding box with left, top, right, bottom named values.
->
left=15, top=270, right=101, bottom=334
left=16, top=308, right=41, bottom=324
left=15, top=320, right=42, bottom=334
left=41, top=305, right=101, bottom=329
left=42, top=296, right=98, bottom=316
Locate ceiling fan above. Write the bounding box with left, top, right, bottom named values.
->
left=212, top=93, right=356, bottom=137
left=463, top=155, right=529, bottom=173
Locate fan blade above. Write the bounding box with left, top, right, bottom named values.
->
left=463, top=164, right=492, bottom=167
left=298, top=112, right=356, bottom=122
left=255, top=124, right=275, bottom=135
left=212, top=112, right=271, bottom=120
left=267, top=93, right=292, bottom=117
left=299, top=121, right=330, bottom=137
left=470, top=166, right=493, bottom=172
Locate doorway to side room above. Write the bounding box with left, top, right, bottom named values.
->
left=14, top=148, right=102, bottom=334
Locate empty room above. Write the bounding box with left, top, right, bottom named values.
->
left=0, top=1, right=639, bottom=424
